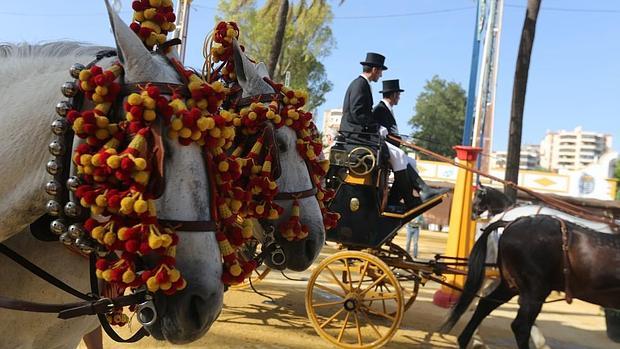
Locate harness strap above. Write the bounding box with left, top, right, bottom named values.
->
left=158, top=219, right=218, bottom=232
left=0, top=243, right=93, bottom=301
left=557, top=217, right=574, bottom=304
left=274, top=187, right=318, bottom=200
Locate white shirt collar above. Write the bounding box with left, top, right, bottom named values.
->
left=359, top=74, right=371, bottom=85
left=381, top=98, right=394, bottom=114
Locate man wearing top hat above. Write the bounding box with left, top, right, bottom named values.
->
left=339, top=52, right=387, bottom=134
left=372, top=79, right=448, bottom=210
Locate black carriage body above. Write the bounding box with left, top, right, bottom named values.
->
left=326, top=183, right=403, bottom=248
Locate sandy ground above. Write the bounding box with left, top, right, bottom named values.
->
left=81, top=230, right=618, bottom=349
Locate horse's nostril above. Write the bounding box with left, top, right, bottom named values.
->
left=189, top=295, right=206, bottom=328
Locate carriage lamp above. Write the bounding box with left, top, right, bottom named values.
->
left=329, top=148, right=347, bottom=166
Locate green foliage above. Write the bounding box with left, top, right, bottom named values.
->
left=408, top=76, right=467, bottom=158
left=614, top=161, right=620, bottom=200
left=216, top=0, right=334, bottom=110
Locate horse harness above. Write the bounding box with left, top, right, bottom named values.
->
left=0, top=48, right=317, bottom=342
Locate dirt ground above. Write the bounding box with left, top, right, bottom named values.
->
left=83, top=230, right=617, bottom=349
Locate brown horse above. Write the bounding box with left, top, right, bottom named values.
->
left=441, top=214, right=620, bottom=348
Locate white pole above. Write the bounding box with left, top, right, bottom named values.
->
left=172, top=0, right=192, bottom=63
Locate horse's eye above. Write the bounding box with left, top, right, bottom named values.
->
left=277, top=138, right=287, bottom=153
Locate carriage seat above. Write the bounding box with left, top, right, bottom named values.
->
left=328, top=131, right=390, bottom=187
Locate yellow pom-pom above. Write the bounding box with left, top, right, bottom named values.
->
left=95, top=116, right=109, bottom=128
left=255, top=205, right=265, bottom=215
left=120, top=197, right=135, bottom=213
left=273, top=115, right=282, bottom=124
left=268, top=208, right=279, bottom=220
left=127, top=93, right=142, bottom=106
left=168, top=129, right=179, bottom=139
left=90, top=205, right=104, bottom=215
left=103, top=231, right=116, bottom=245
left=143, top=110, right=156, bottom=121
left=95, top=128, right=110, bottom=140
left=231, top=200, right=242, bottom=212
left=197, top=117, right=215, bottom=131
left=197, top=99, right=208, bottom=110
left=285, top=118, right=293, bottom=126
left=134, top=171, right=149, bottom=185
left=248, top=111, right=257, bottom=120
left=142, top=96, right=156, bottom=110
left=143, top=8, right=157, bottom=20
left=80, top=154, right=92, bottom=166
left=106, top=155, right=120, bottom=169
left=133, top=11, right=145, bottom=22
left=134, top=199, right=148, bottom=214
left=160, top=233, right=173, bottom=247
left=149, top=0, right=162, bottom=7
left=146, top=276, right=159, bottom=292
left=148, top=233, right=162, bottom=249
left=218, top=161, right=229, bottom=172
left=78, top=70, right=92, bottom=81
left=122, top=269, right=136, bottom=284
left=159, top=281, right=172, bottom=291
left=229, top=263, right=242, bottom=277
left=169, top=269, right=181, bottom=283
left=171, top=118, right=183, bottom=131
left=91, top=154, right=102, bottom=167
left=91, top=226, right=105, bottom=240
left=191, top=130, right=202, bottom=141
left=133, top=158, right=147, bottom=171
left=117, top=227, right=130, bottom=241
left=209, top=127, right=221, bottom=138
left=102, top=269, right=113, bottom=282
left=179, top=127, right=192, bottom=139
left=95, top=86, right=108, bottom=96
left=95, top=195, right=107, bottom=207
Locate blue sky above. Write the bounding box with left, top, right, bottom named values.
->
left=3, top=0, right=619, bottom=152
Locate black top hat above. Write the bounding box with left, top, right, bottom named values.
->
left=360, top=52, right=387, bottom=70
left=379, top=79, right=404, bottom=94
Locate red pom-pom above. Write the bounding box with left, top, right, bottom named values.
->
left=146, top=85, right=160, bottom=98
left=138, top=27, right=153, bottom=39
left=96, top=258, right=109, bottom=270
left=90, top=65, right=103, bottom=75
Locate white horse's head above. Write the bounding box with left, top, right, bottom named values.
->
left=104, top=1, right=222, bottom=343
left=231, top=41, right=325, bottom=271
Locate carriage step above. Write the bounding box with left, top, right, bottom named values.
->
left=380, top=193, right=447, bottom=219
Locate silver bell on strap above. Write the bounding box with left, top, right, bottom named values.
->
left=46, top=159, right=62, bottom=176
left=64, top=201, right=81, bottom=218
left=75, top=237, right=96, bottom=254
left=55, top=101, right=72, bottom=117
left=67, top=223, right=86, bottom=239
left=59, top=232, right=74, bottom=246
left=66, top=176, right=80, bottom=192
left=48, top=139, right=66, bottom=156
left=69, top=63, right=85, bottom=79
left=46, top=200, right=62, bottom=216
left=61, top=81, right=78, bottom=98
left=50, top=219, right=67, bottom=235
left=45, top=180, right=62, bottom=196
left=51, top=119, right=69, bottom=135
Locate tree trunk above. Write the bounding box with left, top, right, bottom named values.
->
left=504, top=0, right=541, bottom=201
left=268, top=0, right=289, bottom=79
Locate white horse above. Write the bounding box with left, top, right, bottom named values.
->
left=0, top=1, right=324, bottom=348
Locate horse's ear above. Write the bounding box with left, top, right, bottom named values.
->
left=232, top=39, right=274, bottom=96
left=232, top=39, right=250, bottom=88
left=255, top=62, right=269, bottom=79
left=104, top=0, right=150, bottom=66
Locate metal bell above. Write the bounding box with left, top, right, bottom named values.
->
left=67, top=223, right=85, bottom=239
left=51, top=118, right=69, bottom=135
left=50, top=218, right=67, bottom=235
left=61, top=81, right=78, bottom=98
left=46, top=159, right=62, bottom=175
left=45, top=180, right=61, bottom=196
left=48, top=139, right=65, bottom=156
left=64, top=201, right=81, bottom=218
left=46, top=200, right=62, bottom=216
left=55, top=101, right=72, bottom=117
left=75, top=237, right=96, bottom=254
left=59, top=232, right=74, bottom=246
left=69, top=63, right=85, bottom=79
left=66, top=176, right=80, bottom=192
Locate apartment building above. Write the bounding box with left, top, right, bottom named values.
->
left=491, top=144, right=540, bottom=170
left=540, top=127, right=611, bottom=171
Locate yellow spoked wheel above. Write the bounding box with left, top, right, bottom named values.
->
left=305, top=251, right=404, bottom=349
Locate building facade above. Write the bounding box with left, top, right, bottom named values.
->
left=540, top=126, right=612, bottom=172
left=491, top=144, right=540, bottom=170
left=321, top=108, right=342, bottom=149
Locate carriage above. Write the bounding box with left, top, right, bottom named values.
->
left=303, top=131, right=467, bottom=348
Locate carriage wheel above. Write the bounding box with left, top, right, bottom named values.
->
left=305, top=251, right=404, bottom=349
left=382, top=242, right=421, bottom=313
left=229, top=238, right=272, bottom=290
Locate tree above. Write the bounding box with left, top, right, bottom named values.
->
left=504, top=0, right=542, bottom=201
left=216, top=0, right=335, bottom=110
left=615, top=162, right=620, bottom=200
left=409, top=76, right=467, bottom=158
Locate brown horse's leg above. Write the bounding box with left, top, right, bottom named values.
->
left=458, top=281, right=516, bottom=349
left=511, top=296, right=545, bottom=349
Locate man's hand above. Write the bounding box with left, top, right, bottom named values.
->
left=379, top=126, right=388, bottom=138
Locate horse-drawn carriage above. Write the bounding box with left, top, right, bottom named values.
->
left=303, top=131, right=460, bottom=348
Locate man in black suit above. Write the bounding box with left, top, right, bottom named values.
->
left=339, top=52, right=386, bottom=134
left=372, top=79, right=447, bottom=210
